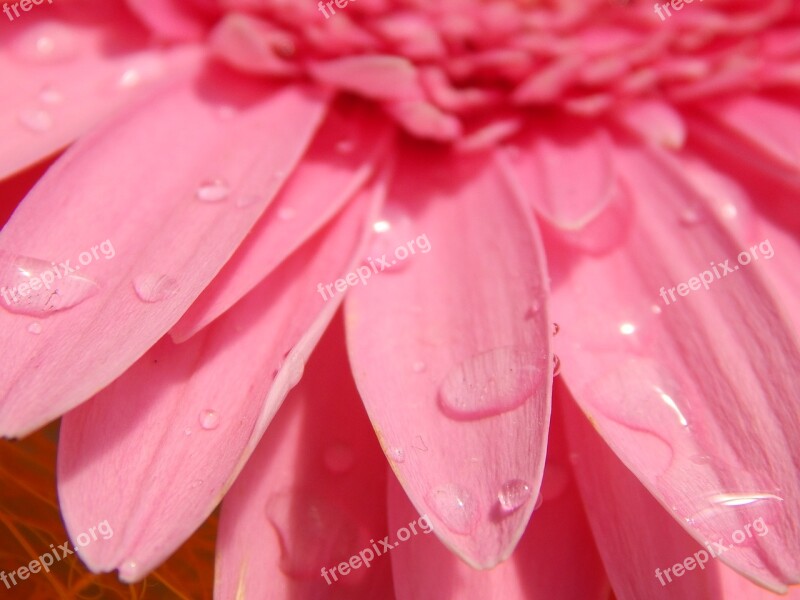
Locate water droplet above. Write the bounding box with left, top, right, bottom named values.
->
left=13, top=24, right=78, bottom=63
left=412, top=361, right=426, bottom=373
left=199, top=409, right=219, bottom=430
left=438, top=347, right=544, bottom=420
left=278, top=207, right=296, bottom=221
left=235, top=194, right=261, bottom=208
left=336, top=139, right=355, bottom=154
left=690, top=454, right=712, bottom=465
left=284, top=355, right=305, bottom=388
left=497, top=479, right=532, bottom=513
left=38, top=84, right=63, bottom=104
left=679, top=207, right=704, bottom=226
left=619, top=322, right=636, bottom=336
left=133, top=274, right=178, bottom=303
left=27, top=322, right=42, bottom=335
left=189, top=479, right=203, bottom=489
left=367, top=205, right=415, bottom=274
left=0, top=252, right=99, bottom=316
left=427, top=485, right=480, bottom=534
left=183, top=427, right=192, bottom=436
left=387, top=447, right=406, bottom=463
left=552, top=322, right=560, bottom=336
left=119, top=561, right=139, bottom=580
left=116, top=54, right=165, bottom=89
left=708, top=492, right=783, bottom=507
left=323, top=443, right=355, bottom=474
left=651, top=304, right=662, bottom=315
left=17, top=108, right=53, bottom=133
left=552, top=355, right=561, bottom=377
left=195, top=179, right=230, bottom=203
left=266, top=490, right=364, bottom=579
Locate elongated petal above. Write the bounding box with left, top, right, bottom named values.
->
left=126, top=0, right=211, bottom=40
left=215, top=314, right=395, bottom=600
left=0, top=69, right=329, bottom=437
left=57, top=188, right=380, bottom=582
left=551, top=145, right=800, bottom=591
left=388, top=394, right=607, bottom=600
left=171, top=99, right=393, bottom=342
left=345, top=144, right=552, bottom=569
left=0, top=1, right=203, bottom=180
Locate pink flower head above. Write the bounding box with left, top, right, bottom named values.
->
left=1, top=0, right=799, bottom=597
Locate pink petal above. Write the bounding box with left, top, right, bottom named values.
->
left=308, top=55, right=424, bottom=101
left=215, top=315, right=395, bottom=599
left=57, top=188, right=380, bottom=581
left=550, top=145, right=800, bottom=590
left=613, top=99, right=687, bottom=150
left=0, top=70, right=329, bottom=437
left=499, top=118, right=618, bottom=230
left=345, top=144, right=552, bottom=569
left=125, top=0, right=211, bottom=40
left=171, top=98, right=394, bottom=342
left=0, top=1, right=203, bottom=180
left=388, top=395, right=607, bottom=599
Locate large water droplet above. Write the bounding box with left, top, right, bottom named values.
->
left=195, top=179, right=230, bottom=203
left=266, top=490, right=364, bottom=579
left=133, top=274, right=178, bottom=303
left=17, top=108, right=53, bottom=133
left=323, top=443, right=355, bottom=474
left=199, top=409, right=219, bottom=430
left=497, top=479, right=532, bottom=513
left=438, top=347, right=543, bottom=420
left=13, top=23, right=78, bottom=63
left=0, top=252, right=99, bottom=316
left=427, top=485, right=480, bottom=534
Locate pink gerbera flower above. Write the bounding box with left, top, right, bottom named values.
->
left=1, top=0, right=799, bottom=597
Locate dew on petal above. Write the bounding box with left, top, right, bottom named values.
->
left=27, top=322, right=42, bottom=335
left=438, top=347, right=543, bottom=420
left=199, top=409, right=219, bottom=430
left=235, top=194, right=262, bottom=208
left=17, top=108, right=53, bottom=133
left=367, top=205, right=415, bottom=274
left=497, top=479, right=532, bottom=513
left=183, top=427, right=192, bottom=436
left=38, top=84, right=63, bottom=104
left=116, top=54, right=166, bottom=89
left=323, top=443, right=355, bottom=474
left=412, top=360, right=427, bottom=373
left=132, top=274, right=179, bottom=303
left=427, top=485, right=480, bottom=534
left=387, top=446, right=406, bottom=463
left=189, top=479, right=203, bottom=489
left=0, top=252, right=99, bottom=316
left=195, top=179, right=231, bottom=203
left=13, top=24, right=78, bottom=63
left=679, top=207, right=704, bottom=226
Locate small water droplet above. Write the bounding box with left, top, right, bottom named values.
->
left=708, top=492, right=783, bottom=507
left=17, top=108, right=53, bottom=133
left=552, top=322, right=560, bottom=336
left=336, top=139, right=355, bottom=154
left=183, top=427, right=192, bottom=436
left=367, top=205, right=415, bottom=274
left=27, top=322, right=42, bottom=334
left=387, top=447, right=406, bottom=463
left=38, top=84, right=63, bottom=104
left=438, top=347, right=544, bottom=420
left=619, top=322, right=636, bottom=336
left=189, top=479, right=203, bottom=489
left=13, top=24, right=78, bottom=63
left=427, top=485, right=480, bottom=534
left=195, top=179, right=230, bottom=203
left=235, top=194, right=261, bottom=208
left=690, top=454, right=712, bottom=465
left=278, top=207, right=296, bottom=221
left=552, top=355, right=561, bottom=377
left=133, top=274, right=178, bottom=303
left=679, top=207, right=704, bottom=226
left=497, top=479, right=532, bottom=513
left=412, top=361, right=426, bottom=373
left=0, top=252, right=99, bottom=316
left=323, top=443, right=355, bottom=473
left=120, top=560, right=139, bottom=580
left=651, top=304, right=662, bottom=315
left=199, top=409, right=219, bottom=430
left=116, top=54, right=165, bottom=89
